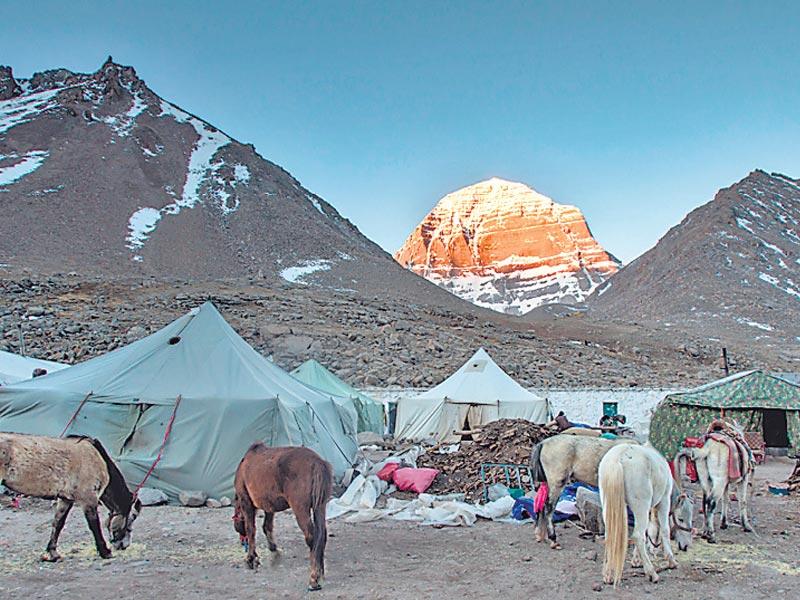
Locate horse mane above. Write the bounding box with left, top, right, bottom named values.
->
left=70, top=436, right=133, bottom=514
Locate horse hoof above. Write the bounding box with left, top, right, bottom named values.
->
left=649, top=574, right=660, bottom=583
left=99, top=548, right=113, bottom=560
left=720, top=522, right=728, bottom=530
left=706, top=537, right=717, bottom=545
left=246, top=556, right=260, bottom=570
left=308, top=582, right=322, bottom=592
left=743, top=525, right=753, bottom=533
left=40, top=552, right=61, bottom=563
left=550, top=541, right=561, bottom=550
left=667, top=560, right=678, bottom=570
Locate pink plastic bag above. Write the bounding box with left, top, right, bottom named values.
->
left=393, top=467, right=439, bottom=493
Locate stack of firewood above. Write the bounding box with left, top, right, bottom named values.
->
left=787, top=459, right=800, bottom=493
left=417, top=419, right=556, bottom=501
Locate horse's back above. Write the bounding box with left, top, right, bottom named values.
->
left=0, top=432, right=108, bottom=500
left=541, top=434, right=635, bottom=486
left=236, top=445, right=332, bottom=512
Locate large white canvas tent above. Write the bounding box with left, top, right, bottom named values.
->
left=0, top=302, right=358, bottom=500
left=0, top=350, right=67, bottom=386
left=394, top=348, right=550, bottom=442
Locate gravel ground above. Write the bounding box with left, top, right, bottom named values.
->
left=1, top=459, right=798, bottom=600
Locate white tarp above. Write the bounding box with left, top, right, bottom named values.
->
left=394, top=348, right=549, bottom=442
left=0, top=350, right=67, bottom=386
left=327, top=473, right=516, bottom=527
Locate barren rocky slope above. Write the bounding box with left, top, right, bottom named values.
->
left=588, top=170, right=800, bottom=358
left=1, top=273, right=783, bottom=389
left=395, top=178, right=619, bottom=315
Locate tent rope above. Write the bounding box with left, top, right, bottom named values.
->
left=59, top=391, right=94, bottom=437
left=133, top=395, right=182, bottom=496
left=308, top=403, right=354, bottom=464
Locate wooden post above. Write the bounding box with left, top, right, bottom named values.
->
left=722, top=347, right=730, bottom=376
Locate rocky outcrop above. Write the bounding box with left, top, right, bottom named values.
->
left=395, top=178, right=620, bottom=314
left=0, top=67, right=21, bottom=101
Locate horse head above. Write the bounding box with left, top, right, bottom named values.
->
left=107, top=498, right=142, bottom=551
left=671, top=490, right=694, bottom=551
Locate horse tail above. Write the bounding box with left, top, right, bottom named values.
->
left=600, top=451, right=627, bottom=587
left=530, top=440, right=547, bottom=484
left=309, top=458, right=332, bottom=578
left=80, top=436, right=133, bottom=514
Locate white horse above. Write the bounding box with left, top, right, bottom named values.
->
left=675, top=437, right=754, bottom=543
left=599, top=444, right=694, bottom=586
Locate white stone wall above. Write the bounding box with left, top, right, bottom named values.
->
left=361, top=387, right=678, bottom=441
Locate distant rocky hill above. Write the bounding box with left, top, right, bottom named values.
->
left=395, top=178, right=620, bottom=314
left=0, top=58, right=456, bottom=304
left=588, top=170, right=800, bottom=355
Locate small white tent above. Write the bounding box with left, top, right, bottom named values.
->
left=0, top=350, right=67, bottom=386
left=394, top=348, right=550, bottom=442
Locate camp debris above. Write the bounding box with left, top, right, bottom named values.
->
left=291, top=358, right=384, bottom=434
left=417, top=418, right=556, bottom=501
left=394, top=348, right=550, bottom=443
left=649, top=370, right=800, bottom=458
left=0, top=302, right=359, bottom=501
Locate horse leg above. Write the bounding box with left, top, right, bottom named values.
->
left=82, top=504, right=112, bottom=559
left=242, top=502, right=259, bottom=569
left=262, top=512, right=279, bottom=552
left=739, top=476, right=753, bottom=532
left=290, top=502, right=321, bottom=591
left=720, top=483, right=730, bottom=530
left=546, top=483, right=563, bottom=549
left=631, top=502, right=659, bottom=583
left=704, top=479, right=726, bottom=544
left=656, top=500, right=677, bottom=569
left=41, top=498, right=73, bottom=562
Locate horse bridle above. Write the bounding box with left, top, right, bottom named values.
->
left=646, top=500, right=693, bottom=548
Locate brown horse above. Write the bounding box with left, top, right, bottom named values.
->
left=233, top=444, right=332, bottom=591
left=0, top=432, right=141, bottom=561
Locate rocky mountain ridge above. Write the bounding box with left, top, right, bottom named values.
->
left=0, top=58, right=459, bottom=305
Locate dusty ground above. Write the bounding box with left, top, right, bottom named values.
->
left=1, top=459, right=798, bottom=600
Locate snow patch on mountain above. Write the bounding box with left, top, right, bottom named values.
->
left=280, top=259, right=332, bottom=284
left=126, top=207, right=163, bottom=251
left=0, top=150, right=49, bottom=185
left=0, top=88, right=64, bottom=135
left=102, top=84, right=148, bottom=137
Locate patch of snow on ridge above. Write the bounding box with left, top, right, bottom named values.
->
left=158, top=100, right=231, bottom=212
left=0, top=150, right=49, bottom=185
left=102, top=84, right=148, bottom=137
left=280, top=260, right=332, bottom=284
left=126, top=207, right=163, bottom=250
left=306, top=193, right=325, bottom=215
left=0, top=87, right=63, bottom=134
left=234, top=164, right=250, bottom=184
left=735, top=317, right=773, bottom=331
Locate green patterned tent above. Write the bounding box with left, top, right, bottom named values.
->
left=650, top=370, right=800, bottom=458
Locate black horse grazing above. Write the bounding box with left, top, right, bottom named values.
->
left=233, top=444, right=332, bottom=591
left=0, top=433, right=142, bottom=561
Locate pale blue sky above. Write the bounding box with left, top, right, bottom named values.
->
left=3, top=1, right=799, bottom=262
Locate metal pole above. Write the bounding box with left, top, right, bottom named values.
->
left=18, top=324, right=25, bottom=356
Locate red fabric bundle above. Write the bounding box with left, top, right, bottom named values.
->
left=393, top=467, right=439, bottom=493
left=376, top=462, right=401, bottom=482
